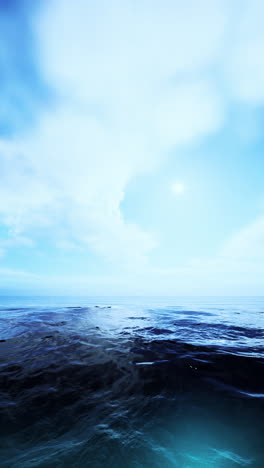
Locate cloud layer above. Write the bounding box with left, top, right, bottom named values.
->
left=0, top=0, right=264, bottom=290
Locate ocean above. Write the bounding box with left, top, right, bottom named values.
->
left=0, top=296, right=263, bottom=467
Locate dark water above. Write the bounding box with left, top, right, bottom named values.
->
left=0, top=296, right=263, bottom=467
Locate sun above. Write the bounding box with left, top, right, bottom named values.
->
left=171, top=181, right=186, bottom=195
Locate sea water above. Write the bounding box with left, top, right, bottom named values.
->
left=0, top=296, right=263, bottom=467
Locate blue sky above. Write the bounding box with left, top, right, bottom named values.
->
left=0, top=0, right=264, bottom=295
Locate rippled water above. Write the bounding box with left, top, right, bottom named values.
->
left=0, top=296, right=263, bottom=467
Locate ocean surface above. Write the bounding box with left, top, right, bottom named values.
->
left=0, top=296, right=263, bottom=467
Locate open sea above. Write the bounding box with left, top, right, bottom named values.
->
left=0, top=296, right=263, bottom=467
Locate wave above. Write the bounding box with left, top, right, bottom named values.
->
left=0, top=301, right=263, bottom=467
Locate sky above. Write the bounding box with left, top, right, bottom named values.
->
left=0, top=0, right=264, bottom=296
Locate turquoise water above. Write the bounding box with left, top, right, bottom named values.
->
left=0, top=296, right=263, bottom=467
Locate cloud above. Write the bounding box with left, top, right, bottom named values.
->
left=159, top=215, right=264, bottom=294
left=155, top=80, right=224, bottom=148
left=36, top=0, right=229, bottom=96
left=222, top=216, right=264, bottom=262
left=1, top=215, right=263, bottom=296
left=226, top=0, right=264, bottom=103
left=0, top=0, right=231, bottom=266
left=0, top=0, right=264, bottom=277
left=0, top=235, right=34, bottom=259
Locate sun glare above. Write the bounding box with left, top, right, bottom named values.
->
left=171, top=181, right=186, bottom=195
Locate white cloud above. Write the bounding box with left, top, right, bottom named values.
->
left=226, top=0, right=264, bottom=103
left=0, top=0, right=231, bottom=266
left=0, top=0, right=264, bottom=279
left=36, top=0, right=229, bottom=96
left=1, top=215, right=264, bottom=296
left=155, top=80, right=224, bottom=148
left=161, top=216, right=264, bottom=294
left=222, top=216, right=264, bottom=262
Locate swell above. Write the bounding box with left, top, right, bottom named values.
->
left=0, top=304, right=264, bottom=467
left=0, top=332, right=263, bottom=430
